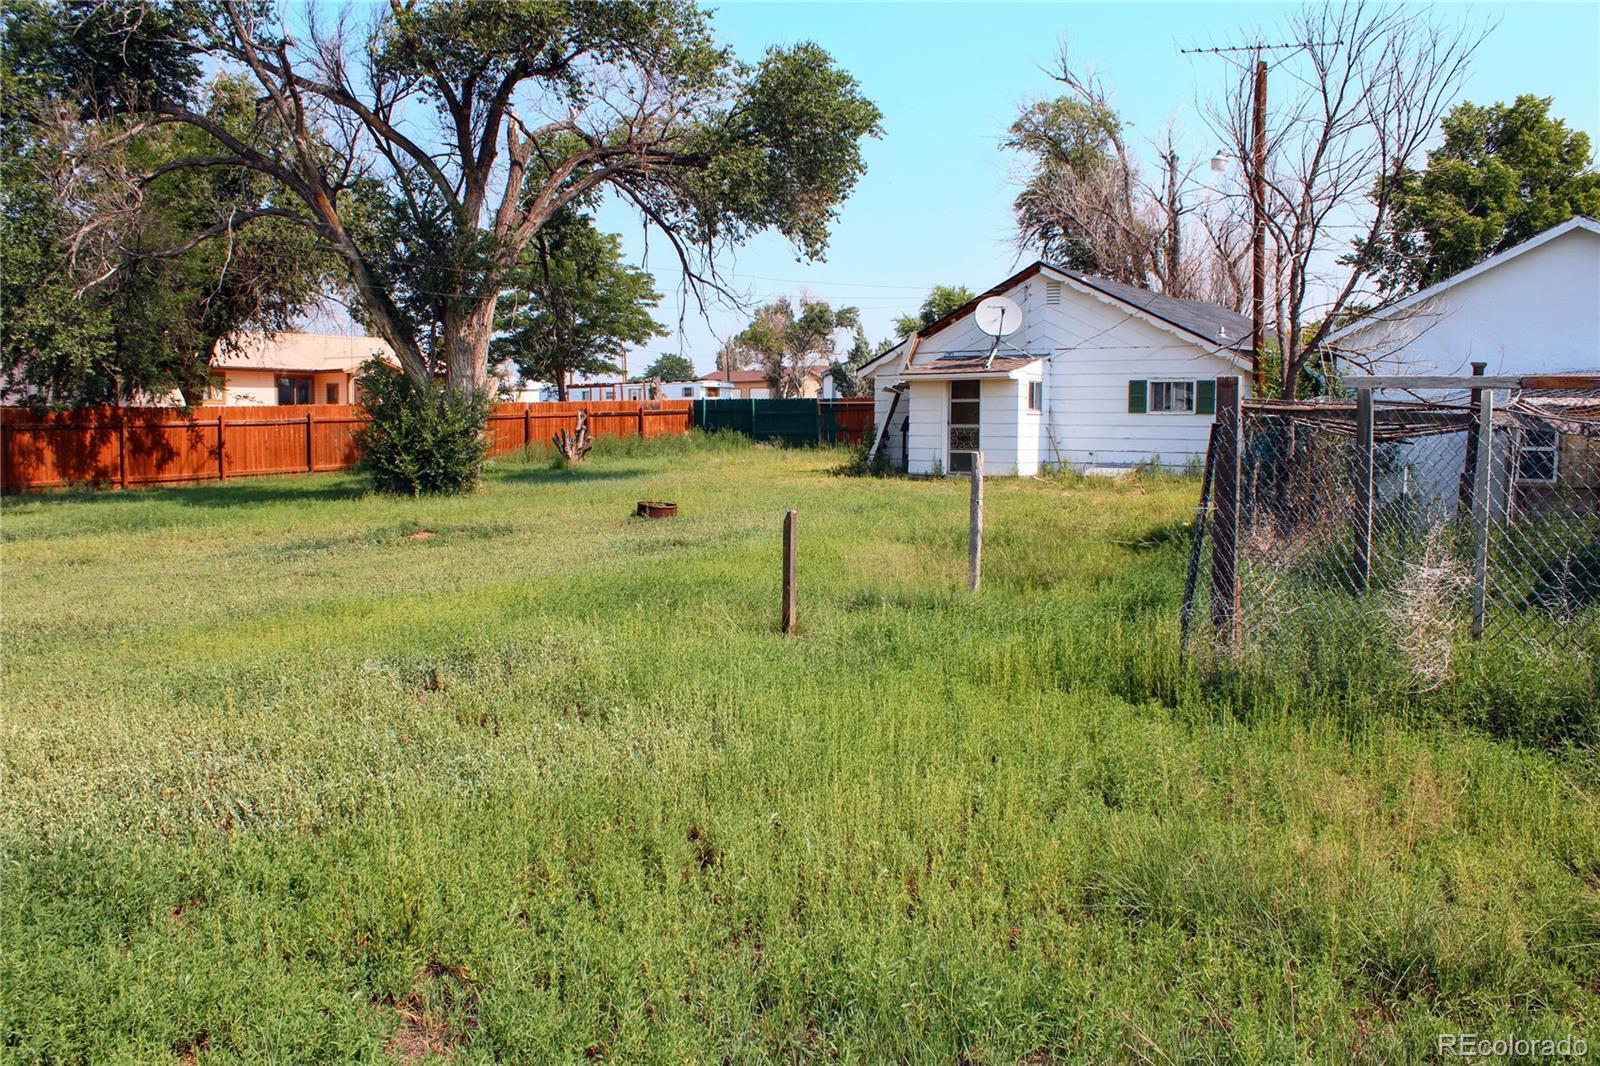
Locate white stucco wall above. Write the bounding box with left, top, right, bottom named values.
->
left=1337, top=225, right=1600, bottom=375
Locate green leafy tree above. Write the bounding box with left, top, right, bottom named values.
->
left=61, top=0, right=881, bottom=399
left=893, top=285, right=975, bottom=338
left=1367, top=95, right=1600, bottom=295
left=641, top=353, right=695, bottom=382
left=727, top=298, right=858, bottom=397
left=1, top=3, right=331, bottom=407
left=491, top=210, right=665, bottom=400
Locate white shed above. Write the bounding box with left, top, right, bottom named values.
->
left=859, top=263, right=1255, bottom=476
left=1327, top=215, right=1600, bottom=375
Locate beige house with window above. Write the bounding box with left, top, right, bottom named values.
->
left=206, top=332, right=399, bottom=406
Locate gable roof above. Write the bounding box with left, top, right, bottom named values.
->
left=1327, top=215, right=1600, bottom=345
left=1047, top=267, right=1253, bottom=352
left=911, top=260, right=1252, bottom=359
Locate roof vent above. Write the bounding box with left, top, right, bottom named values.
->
left=1045, top=281, right=1062, bottom=306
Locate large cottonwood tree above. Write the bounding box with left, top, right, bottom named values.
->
left=69, top=0, right=881, bottom=394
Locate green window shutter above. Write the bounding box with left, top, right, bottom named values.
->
left=1196, top=378, right=1216, bottom=415
left=1128, top=379, right=1148, bottom=414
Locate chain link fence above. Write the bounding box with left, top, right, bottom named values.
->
left=1183, top=376, right=1600, bottom=685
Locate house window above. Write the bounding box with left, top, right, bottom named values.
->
left=682, top=386, right=694, bottom=397
left=276, top=374, right=312, bottom=405
left=205, top=374, right=227, bottom=401
left=325, top=382, right=340, bottom=404
left=1027, top=381, right=1043, bottom=411
left=1516, top=425, right=1559, bottom=484
left=1150, top=380, right=1196, bottom=414
left=949, top=380, right=980, bottom=473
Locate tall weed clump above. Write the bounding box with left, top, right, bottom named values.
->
left=354, top=360, right=490, bottom=495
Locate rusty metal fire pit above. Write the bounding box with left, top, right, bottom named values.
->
left=636, top=500, right=678, bottom=519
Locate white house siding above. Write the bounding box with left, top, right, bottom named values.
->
left=893, top=270, right=1246, bottom=474
left=1336, top=224, right=1600, bottom=375
left=870, top=364, right=906, bottom=468
left=217, top=369, right=279, bottom=405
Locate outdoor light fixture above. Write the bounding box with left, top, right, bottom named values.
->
left=1210, top=149, right=1232, bottom=173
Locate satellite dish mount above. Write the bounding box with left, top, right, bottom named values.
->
left=974, top=295, right=1023, bottom=369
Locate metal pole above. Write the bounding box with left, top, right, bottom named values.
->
left=1251, top=58, right=1268, bottom=396
left=1353, top=386, right=1374, bottom=591
left=1471, top=386, right=1494, bottom=640
left=968, top=451, right=984, bottom=592
left=781, top=509, right=798, bottom=635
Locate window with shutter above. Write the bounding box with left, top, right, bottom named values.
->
left=1128, top=379, right=1148, bottom=414
left=1196, top=379, right=1216, bottom=415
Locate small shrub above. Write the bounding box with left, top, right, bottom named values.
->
left=833, top=424, right=892, bottom=477
left=353, top=360, right=490, bottom=496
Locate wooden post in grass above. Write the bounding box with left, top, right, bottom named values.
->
left=1471, top=383, right=1494, bottom=639
left=1209, top=377, right=1242, bottom=641
left=969, top=451, right=984, bottom=592
left=1353, top=385, right=1375, bottom=591
left=781, top=509, right=798, bottom=635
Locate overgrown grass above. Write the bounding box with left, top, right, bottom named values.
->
left=4, top=433, right=1596, bottom=1063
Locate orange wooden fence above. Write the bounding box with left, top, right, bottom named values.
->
left=0, top=400, right=692, bottom=493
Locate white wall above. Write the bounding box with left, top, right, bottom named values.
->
left=897, top=270, right=1246, bottom=474
left=1339, top=226, right=1600, bottom=375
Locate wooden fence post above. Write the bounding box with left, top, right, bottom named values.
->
left=1458, top=361, right=1487, bottom=513
left=217, top=410, right=227, bottom=481
left=1209, top=377, right=1242, bottom=641
left=524, top=405, right=532, bottom=447
left=1471, top=383, right=1494, bottom=640
left=781, top=509, right=798, bottom=635
left=968, top=451, right=984, bottom=592
left=305, top=409, right=315, bottom=471
left=638, top=405, right=646, bottom=439
left=1353, top=386, right=1375, bottom=591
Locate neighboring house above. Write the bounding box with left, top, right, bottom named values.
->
left=1328, top=215, right=1599, bottom=376
left=566, top=378, right=733, bottom=402
left=707, top=365, right=834, bottom=399
left=1329, top=216, right=1600, bottom=513
left=857, top=263, right=1254, bottom=476
left=207, top=332, right=398, bottom=405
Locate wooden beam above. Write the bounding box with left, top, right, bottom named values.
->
left=1209, top=377, right=1242, bottom=641
left=1351, top=374, right=1599, bottom=391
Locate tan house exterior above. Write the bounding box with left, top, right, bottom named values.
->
left=206, top=332, right=398, bottom=406
left=708, top=365, right=831, bottom=399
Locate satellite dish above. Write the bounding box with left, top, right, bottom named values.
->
left=974, top=295, right=1022, bottom=338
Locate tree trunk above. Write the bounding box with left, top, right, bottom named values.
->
left=441, top=296, right=499, bottom=394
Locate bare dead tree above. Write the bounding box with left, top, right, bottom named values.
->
left=1201, top=0, right=1487, bottom=393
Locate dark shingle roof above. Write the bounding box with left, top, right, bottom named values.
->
left=1050, top=267, right=1253, bottom=351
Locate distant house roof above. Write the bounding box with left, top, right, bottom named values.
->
left=1326, top=215, right=1600, bottom=347
left=708, top=365, right=827, bottom=385
left=213, top=332, right=398, bottom=374
left=900, top=353, right=1045, bottom=378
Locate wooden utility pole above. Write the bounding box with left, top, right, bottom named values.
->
left=1251, top=58, right=1268, bottom=395
left=781, top=509, right=798, bottom=635
left=968, top=452, right=984, bottom=592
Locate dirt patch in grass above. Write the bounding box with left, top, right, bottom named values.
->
left=382, top=961, right=478, bottom=1064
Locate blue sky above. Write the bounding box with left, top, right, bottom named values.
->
left=587, top=1, right=1600, bottom=377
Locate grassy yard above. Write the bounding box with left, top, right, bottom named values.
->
left=4, top=433, right=1597, bottom=1063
